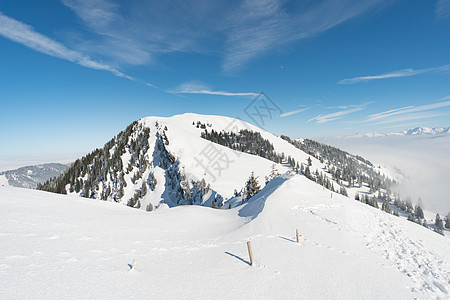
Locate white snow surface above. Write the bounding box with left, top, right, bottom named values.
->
left=138, top=113, right=315, bottom=200
left=1, top=174, right=449, bottom=299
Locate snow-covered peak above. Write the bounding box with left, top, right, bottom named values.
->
left=345, top=126, right=450, bottom=138
left=401, top=126, right=450, bottom=135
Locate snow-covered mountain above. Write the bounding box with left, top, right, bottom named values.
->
left=0, top=163, right=68, bottom=189
left=4, top=113, right=449, bottom=298
left=37, top=113, right=393, bottom=211
left=346, top=126, right=450, bottom=138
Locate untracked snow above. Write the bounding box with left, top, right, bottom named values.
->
left=1, top=174, right=448, bottom=299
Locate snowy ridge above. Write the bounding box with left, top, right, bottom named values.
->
left=1, top=174, right=448, bottom=298
left=0, top=163, right=68, bottom=189
left=40, top=113, right=379, bottom=210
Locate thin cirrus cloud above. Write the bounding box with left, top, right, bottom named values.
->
left=363, top=97, right=450, bottom=125
left=308, top=102, right=372, bottom=124
left=168, top=82, right=259, bottom=97
left=338, top=64, right=450, bottom=84
left=221, top=0, right=391, bottom=73
left=0, top=11, right=136, bottom=82
left=60, top=0, right=391, bottom=73
left=279, top=108, right=309, bottom=118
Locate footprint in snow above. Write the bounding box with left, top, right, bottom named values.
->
left=65, top=257, right=77, bottom=263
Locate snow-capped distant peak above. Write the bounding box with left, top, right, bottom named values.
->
left=401, top=127, right=450, bottom=135
left=345, top=126, right=450, bottom=138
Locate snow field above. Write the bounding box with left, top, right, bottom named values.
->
left=1, top=173, right=448, bottom=299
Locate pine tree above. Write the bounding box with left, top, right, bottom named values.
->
left=141, top=181, right=148, bottom=197
left=307, top=157, right=312, bottom=166
left=435, top=214, right=444, bottom=230
left=270, top=163, right=279, bottom=179
left=84, top=181, right=90, bottom=198
left=445, top=212, right=450, bottom=229
left=405, top=198, right=414, bottom=213
left=414, top=205, right=424, bottom=219
left=382, top=201, right=392, bottom=214
left=244, top=172, right=261, bottom=201
left=407, top=213, right=416, bottom=223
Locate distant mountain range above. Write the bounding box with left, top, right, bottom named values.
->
left=0, top=163, right=69, bottom=189
left=346, top=127, right=450, bottom=138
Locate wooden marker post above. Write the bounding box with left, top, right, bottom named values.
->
left=247, top=242, right=254, bottom=266
left=296, top=229, right=299, bottom=243
left=331, top=192, right=333, bottom=198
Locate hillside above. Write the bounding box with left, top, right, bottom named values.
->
left=35, top=113, right=450, bottom=237
left=1, top=175, right=449, bottom=299
left=0, top=163, right=68, bottom=189
left=37, top=113, right=392, bottom=209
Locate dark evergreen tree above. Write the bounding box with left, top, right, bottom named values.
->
left=141, top=181, right=148, bottom=197
left=414, top=205, right=424, bottom=219
left=435, top=214, right=444, bottom=230
left=445, top=212, right=450, bottom=229
left=244, top=172, right=261, bottom=202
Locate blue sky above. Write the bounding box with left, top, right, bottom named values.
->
left=0, top=0, right=449, bottom=162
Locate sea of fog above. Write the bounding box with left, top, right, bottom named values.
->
left=320, top=134, right=450, bottom=215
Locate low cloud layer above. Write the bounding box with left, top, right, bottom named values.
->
left=321, top=135, right=450, bottom=214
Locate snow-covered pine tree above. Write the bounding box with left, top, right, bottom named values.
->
left=244, top=172, right=261, bottom=202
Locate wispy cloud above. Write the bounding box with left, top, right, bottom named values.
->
left=279, top=108, right=308, bottom=117
left=327, top=102, right=375, bottom=109
left=222, top=0, right=390, bottom=73
left=308, top=102, right=371, bottom=124
left=59, top=0, right=392, bottom=74
left=338, top=64, right=450, bottom=84
left=363, top=97, right=450, bottom=125
left=437, top=0, right=450, bottom=19
left=169, top=82, right=259, bottom=97
left=0, top=11, right=136, bottom=81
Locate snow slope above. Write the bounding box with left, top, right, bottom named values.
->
left=1, top=174, right=448, bottom=299
left=139, top=113, right=316, bottom=199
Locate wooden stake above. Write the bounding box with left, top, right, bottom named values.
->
left=331, top=192, right=333, bottom=198
left=247, top=242, right=254, bottom=266
left=296, top=229, right=299, bottom=243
